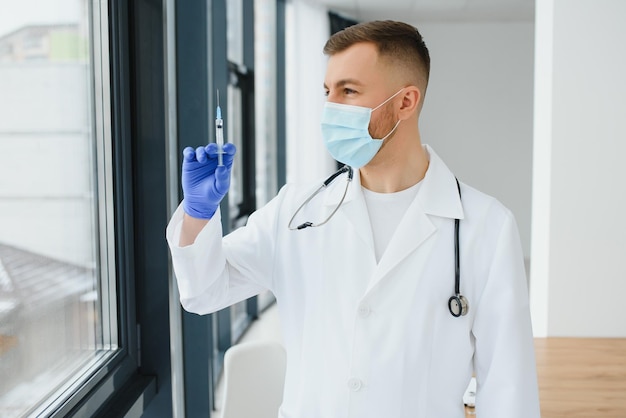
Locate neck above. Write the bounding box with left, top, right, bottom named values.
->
left=359, top=127, right=429, bottom=193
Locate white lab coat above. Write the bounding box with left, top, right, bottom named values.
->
left=166, top=145, right=540, bottom=418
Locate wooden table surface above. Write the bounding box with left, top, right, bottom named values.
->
left=465, top=338, right=626, bottom=418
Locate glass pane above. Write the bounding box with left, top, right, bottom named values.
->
left=254, top=0, right=278, bottom=207
left=230, top=301, right=248, bottom=343
left=0, top=0, right=115, bottom=416
left=227, top=83, right=243, bottom=223
left=226, top=0, right=243, bottom=65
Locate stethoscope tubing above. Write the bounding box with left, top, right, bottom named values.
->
left=287, top=166, right=353, bottom=230
left=454, top=179, right=461, bottom=296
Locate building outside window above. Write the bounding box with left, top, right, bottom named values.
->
left=0, top=0, right=117, bottom=416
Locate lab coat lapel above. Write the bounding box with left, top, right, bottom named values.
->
left=366, top=199, right=436, bottom=293
left=364, top=145, right=465, bottom=294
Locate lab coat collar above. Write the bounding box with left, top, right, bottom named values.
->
left=323, top=145, right=465, bottom=221
left=418, top=145, right=465, bottom=220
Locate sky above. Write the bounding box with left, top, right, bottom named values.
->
left=0, top=0, right=82, bottom=37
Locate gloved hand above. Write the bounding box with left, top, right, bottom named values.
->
left=182, top=142, right=236, bottom=219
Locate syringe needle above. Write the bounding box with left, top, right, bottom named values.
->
left=215, top=89, right=224, bottom=166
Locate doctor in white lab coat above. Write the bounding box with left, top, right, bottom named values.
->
left=167, top=20, right=540, bottom=418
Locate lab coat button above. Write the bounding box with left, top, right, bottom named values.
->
left=347, top=378, right=363, bottom=391
left=357, top=305, right=371, bottom=318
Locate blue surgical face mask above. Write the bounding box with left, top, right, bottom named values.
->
left=321, top=88, right=404, bottom=168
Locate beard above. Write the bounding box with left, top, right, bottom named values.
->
left=368, top=101, right=399, bottom=142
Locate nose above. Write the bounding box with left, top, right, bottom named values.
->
left=325, top=90, right=343, bottom=104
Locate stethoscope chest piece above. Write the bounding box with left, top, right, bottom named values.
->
left=448, top=294, right=469, bottom=317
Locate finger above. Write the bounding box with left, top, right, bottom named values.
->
left=223, top=155, right=235, bottom=170
left=214, top=166, right=231, bottom=195
left=195, top=146, right=208, bottom=163
left=183, top=147, right=196, bottom=162
left=205, top=143, right=218, bottom=158
left=223, top=143, right=237, bottom=155
left=222, top=147, right=236, bottom=168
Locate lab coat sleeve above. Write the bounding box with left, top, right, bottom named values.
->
left=472, top=209, right=541, bottom=418
left=166, top=186, right=286, bottom=315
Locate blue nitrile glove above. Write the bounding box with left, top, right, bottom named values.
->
left=181, top=142, right=236, bottom=219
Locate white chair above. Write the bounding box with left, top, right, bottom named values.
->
left=220, top=341, right=287, bottom=418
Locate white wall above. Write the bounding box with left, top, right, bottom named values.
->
left=417, top=21, right=535, bottom=259
left=531, top=0, right=626, bottom=337
left=285, top=0, right=335, bottom=185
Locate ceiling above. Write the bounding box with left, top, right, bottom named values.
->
left=312, top=0, right=535, bottom=22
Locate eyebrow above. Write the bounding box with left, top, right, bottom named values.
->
left=323, top=79, right=364, bottom=90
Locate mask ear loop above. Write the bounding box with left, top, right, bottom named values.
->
left=371, top=87, right=406, bottom=112
left=377, top=119, right=401, bottom=141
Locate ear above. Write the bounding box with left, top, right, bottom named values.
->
left=398, top=86, right=421, bottom=120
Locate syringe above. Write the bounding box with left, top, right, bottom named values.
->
left=215, top=89, right=224, bottom=166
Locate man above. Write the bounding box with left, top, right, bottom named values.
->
left=167, top=20, right=540, bottom=418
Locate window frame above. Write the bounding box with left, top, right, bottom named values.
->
left=41, top=0, right=159, bottom=415
left=18, top=0, right=289, bottom=415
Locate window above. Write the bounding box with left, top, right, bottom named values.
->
left=0, top=0, right=118, bottom=416
left=181, top=2, right=286, bottom=411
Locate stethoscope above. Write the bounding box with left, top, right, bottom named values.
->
left=287, top=165, right=469, bottom=318
left=448, top=179, right=469, bottom=317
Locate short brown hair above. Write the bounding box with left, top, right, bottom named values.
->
left=323, top=20, right=430, bottom=94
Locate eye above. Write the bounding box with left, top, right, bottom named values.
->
left=323, top=90, right=329, bottom=97
left=344, top=88, right=357, bottom=95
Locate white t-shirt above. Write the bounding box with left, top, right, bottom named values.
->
left=362, top=181, right=422, bottom=263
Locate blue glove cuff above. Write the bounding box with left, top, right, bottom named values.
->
left=182, top=199, right=219, bottom=220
